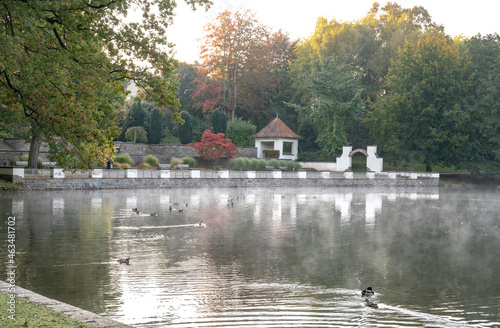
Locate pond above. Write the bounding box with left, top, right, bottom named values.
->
left=1, top=186, right=500, bottom=327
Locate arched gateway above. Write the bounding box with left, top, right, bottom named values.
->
left=336, top=146, right=384, bottom=173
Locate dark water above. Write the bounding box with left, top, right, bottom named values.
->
left=1, top=187, right=500, bottom=327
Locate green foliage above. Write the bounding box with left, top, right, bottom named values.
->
left=267, top=159, right=280, bottom=168
left=290, top=56, right=363, bottom=155
left=144, top=155, right=159, bottom=166
left=251, top=158, right=267, bottom=171
left=149, top=110, right=163, bottom=144
left=211, top=108, right=228, bottom=134
left=161, top=128, right=181, bottom=144
left=226, top=117, right=257, bottom=146
left=229, top=157, right=300, bottom=171
left=178, top=111, right=193, bottom=144
left=229, top=158, right=245, bottom=171
left=114, top=153, right=135, bottom=166
left=16, top=154, right=48, bottom=168
left=0, top=0, right=210, bottom=169
left=263, top=150, right=280, bottom=158
left=125, top=126, right=148, bottom=143
left=462, top=34, right=500, bottom=168
left=182, top=156, right=196, bottom=167
left=0, top=291, right=95, bottom=328
left=369, top=30, right=472, bottom=171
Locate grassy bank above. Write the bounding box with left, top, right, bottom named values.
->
left=0, top=291, right=94, bottom=328
left=0, top=179, right=23, bottom=191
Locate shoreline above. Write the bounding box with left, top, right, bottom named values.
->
left=0, top=280, right=132, bottom=328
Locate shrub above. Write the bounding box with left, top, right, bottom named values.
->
left=267, top=159, right=280, bottom=168
left=170, top=157, right=183, bottom=168
left=161, top=128, right=181, bottom=144
left=187, top=130, right=237, bottom=160
left=226, top=117, right=257, bottom=146
left=288, top=161, right=302, bottom=171
left=17, top=154, right=48, bottom=168
left=134, top=162, right=153, bottom=170
left=143, top=155, right=159, bottom=166
left=114, top=153, right=135, bottom=166
left=182, top=156, right=196, bottom=167
left=241, top=158, right=252, bottom=170
left=115, top=163, right=131, bottom=169
left=229, top=158, right=244, bottom=171
left=263, top=149, right=280, bottom=158
left=250, top=158, right=266, bottom=171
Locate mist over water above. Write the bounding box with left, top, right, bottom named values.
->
left=1, top=187, right=499, bottom=327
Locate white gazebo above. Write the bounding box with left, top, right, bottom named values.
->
left=251, top=117, right=303, bottom=161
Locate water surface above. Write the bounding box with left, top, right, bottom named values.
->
left=1, top=187, right=499, bottom=327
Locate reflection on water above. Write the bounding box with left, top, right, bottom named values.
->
left=1, top=187, right=500, bottom=327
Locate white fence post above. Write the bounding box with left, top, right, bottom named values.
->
left=91, top=169, right=102, bottom=178
left=344, top=172, right=353, bottom=179
left=125, top=168, right=137, bottom=178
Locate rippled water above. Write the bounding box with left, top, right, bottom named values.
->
left=1, top=187, right=500, bottom=327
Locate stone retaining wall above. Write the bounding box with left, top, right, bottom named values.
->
left=22, top=177, right=439, bottom=191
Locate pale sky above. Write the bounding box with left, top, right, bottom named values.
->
left=166, top=0, right=500, bottom=63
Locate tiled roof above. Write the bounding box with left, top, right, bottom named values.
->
left=251, top=117, right=303, bottom=139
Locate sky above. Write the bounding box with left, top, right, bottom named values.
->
left=166, top=0, right=500, bottom=63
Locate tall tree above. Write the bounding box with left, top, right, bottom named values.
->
left=290, top=56, right=363, bottom=155
left=369, top=30, right=472, bottom=172
left=200, top=9, right=268, bottom=120
left=211, top=108, right=227, bottom=134
left=178, top=111, right=193, bottom=144
left=149, top=109, right=162, bottom=144
left=462, top=34, right=500, bottom=172
left=0, top=0, right=210, bottom=169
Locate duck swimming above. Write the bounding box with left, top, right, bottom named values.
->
left=361, top=287, right=374, bottom=297
left=364, top=298, right=378, bottom=309
left=118, top=257, right=130, bottom=264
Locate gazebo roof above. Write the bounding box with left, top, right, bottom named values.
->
left=251, top=117, right=303, bottom=140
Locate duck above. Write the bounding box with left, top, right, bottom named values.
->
left=178, top=209, right=184, bottom=213
left=364, top=298, right=378, bottom=309
left=118, top=257, right=130, bottom=264
left=132, top=208, right=138, bottom=213
left=150, top=213, right=157, bottom=216
left=361, top=287, right=374, bottom=297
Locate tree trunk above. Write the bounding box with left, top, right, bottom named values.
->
left=28, top=135, right=42, bottom=169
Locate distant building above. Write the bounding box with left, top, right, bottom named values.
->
left=251, top=117, right=302, bottom=161
left=124, top=80, right=139, bottom=100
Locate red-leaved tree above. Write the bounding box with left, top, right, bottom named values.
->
left=187, top=130, right=238, bottom=160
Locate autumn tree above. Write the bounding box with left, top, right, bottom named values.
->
left=369, top=30, right=472, bottom=172
left=200, top=9, right=269, bottom=120
left=0, top=0, right=210, bottom=169
left=187, top=129, right=237, bottom=160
